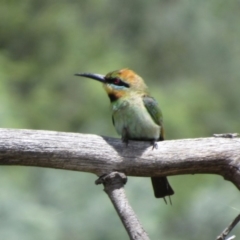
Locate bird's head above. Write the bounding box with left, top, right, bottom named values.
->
left=75, top=68, right=148, bottom=101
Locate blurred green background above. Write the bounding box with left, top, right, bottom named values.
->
left=0, top=0, right=240, bottom=239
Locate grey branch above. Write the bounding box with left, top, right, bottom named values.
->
left=216, top=213, right=240, bottom=240
left=0, top=128, right=240, bottom=190
left=1, top=128, right=240, bottom=240
left=96, top=172, right=149, bottom=240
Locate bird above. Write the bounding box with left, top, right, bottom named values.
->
left=75, top=68, right=174, bottom=201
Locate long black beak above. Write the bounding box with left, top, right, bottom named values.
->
left=74, top=73, right=106, bottom=83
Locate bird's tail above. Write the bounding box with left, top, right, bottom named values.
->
left=151, top=177, right=174, bottom=201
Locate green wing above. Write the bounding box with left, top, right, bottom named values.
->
left=142, top=95, right=164, bottom=140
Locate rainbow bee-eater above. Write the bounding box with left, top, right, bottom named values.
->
left=75, top=69, right=174, bottom=201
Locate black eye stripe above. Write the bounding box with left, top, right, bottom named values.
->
left=105, top=78, right=130, bottom=88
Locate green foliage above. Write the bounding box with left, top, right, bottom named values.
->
left=0, top=0, right=239, bottom=239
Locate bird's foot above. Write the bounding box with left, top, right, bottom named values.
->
left=151, top=140, right=158, bottom=150
left=122, top=137, right=129, bottom=147
left=122, top=127, right=129, bottom=147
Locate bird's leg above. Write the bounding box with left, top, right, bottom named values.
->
left=151, top=140, right=158, bottom=150
left=122, top=127, right=129, bottom=147
left=122, top=136, right=129, bottom=147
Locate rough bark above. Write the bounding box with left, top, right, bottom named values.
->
left=0, top=128, right=240, bottom=239
left=0, top=128, right=239, bottom=190
left=96, top=172, right=149, bottom=240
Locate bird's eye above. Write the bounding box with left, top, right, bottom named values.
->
left=106, top=77, right=130, bottom=88
left=113, top=78, right=120, bottom=85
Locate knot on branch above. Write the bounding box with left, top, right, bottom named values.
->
left=95, top=172, right=128, bottom=190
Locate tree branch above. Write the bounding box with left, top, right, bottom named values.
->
left=0, top=128, right=240, bottom=190
left=1, top=128, right=240, bottom=239
left=96, top=172, right=149, bottom=240
left=216, top=213, right=240, bottom=240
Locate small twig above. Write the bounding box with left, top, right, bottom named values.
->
left=226, top=236, right=235, bottom=240
left=216, top=213, right=240, bottom=240
left=213, top=133, right=239, bottom=138
left=96, top=172, right=150, bottom=240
